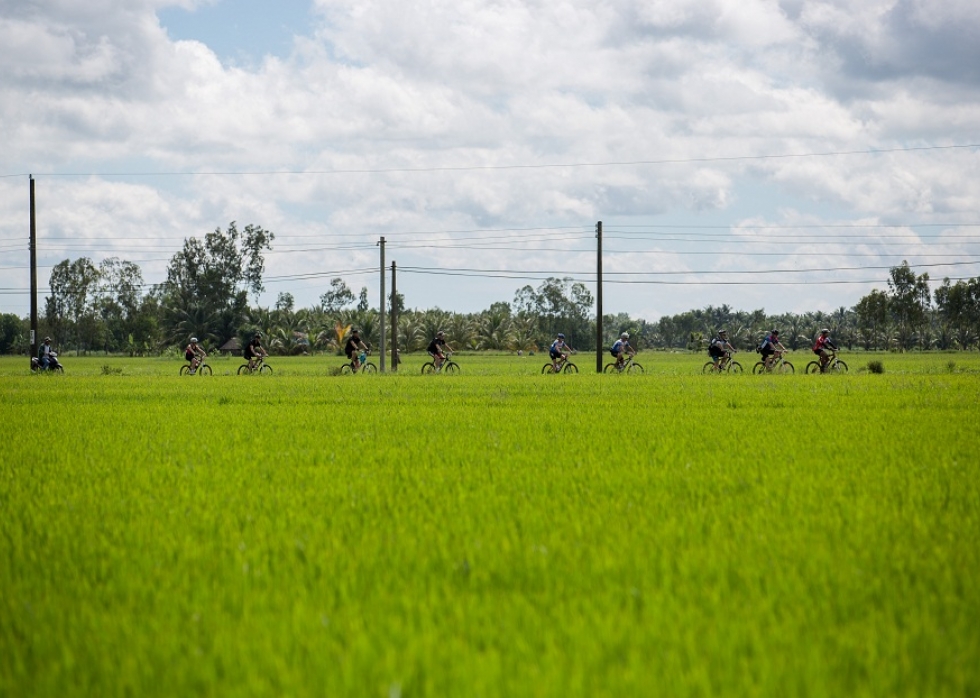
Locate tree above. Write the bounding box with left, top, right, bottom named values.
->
left=46, top=257, right=100, bottom=352
left=95, top=257, right=145, bottom=352
left=0, top=313, right=25, bottom=354
left=320, top=278, right=355, bottom=315
left=276, top=292, right=295, bottom=313
left=935, top=277, right=980, bottom=349
left=887, top=261, right=930, bottom=350
left=163, top=222, right=274, bottom=346
left=855, top=290, right=890, bottom=350
left=357, top=287, right=370, bottom=313
left=511, top=277, right=593, bottom=347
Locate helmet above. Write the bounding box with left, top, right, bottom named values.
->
left=437, top=330, right=445, bottom=337
left=190, top=337, right=198, bottom=343
left=254, top=332, right=262, bottom=338
left=718, top=329, right=727, bottom=335
left=821, top=328, right=830, bottom=334
left=621, top=332, right=629, bottom=339
left=557, top=333, right=565, bottom=339
left=351, top=328, right=360, bottom=334
left=771, top=329, right=779, bottom=336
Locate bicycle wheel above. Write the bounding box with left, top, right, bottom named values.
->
left=340, top=363, right=353, bottom=375
left=259, top=364, right=273, bottom=375
left=180, top=365, right=191, bottom=376
left=778, top=361, right=794, bottom=374
left=421, top=362, right=436, bottom=375
left=831, top=359, right=848, bottom=374
left=361, top=362, right=378, bottom=374
left=604, top=363, right=620, bottom=373
left=562, top=362, right=579, bottom=374
left=237, top=365, right=251, bottom=375
left=542, top=363, right=556, bottom=374
left=752, top=362, right=766, bottom=374
left=702, top=362, right=717, bottom=374
left=199, top=364, right=212, bottom=376
left=444, top=361, right=460, bottom=375
left=627, top=362, right=643, bottom=374
left=729, top=361, right=743, bottom=374
left=805, top=361, right=821, bottom=374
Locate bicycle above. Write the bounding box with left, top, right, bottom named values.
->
left=341, top=351, right=378, bottom=374
left=422, top=352, right=460, bottom=375
left=180, top=359, right=212, bottom=376
left=702, top=352, right=743, bottom=374
left=238, top=356, right=273, bottom=375
left=604, top=354, right=644, bottom=374
left=752, top=351, right=793, bottom=374
left=806, top=351, right=848, bottom=374
left=542, top=354, right=578, bottom=374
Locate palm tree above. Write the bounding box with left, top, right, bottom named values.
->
left=506, top=315, right=538, bottom=353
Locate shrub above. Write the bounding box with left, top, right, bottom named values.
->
left=867, top=360, right=884, bottom=374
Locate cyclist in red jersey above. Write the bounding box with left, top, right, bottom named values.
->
left=812, top=329, right=838, bottom=372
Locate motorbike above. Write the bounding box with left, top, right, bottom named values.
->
left=31, top=351, right=65, bottom=373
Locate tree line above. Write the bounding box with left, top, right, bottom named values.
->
left=2, top=221, right=978, bottom=356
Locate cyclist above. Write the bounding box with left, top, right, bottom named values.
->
left=184, top=337, right=207, bottom=374
left=812, top=328, right=839, bottom=372
left=759, top=329, right=787, bottom=369
left=708, top=329, right=736, bottom=370
left=549, top=333, right=573, bottom=371
left=610, top=332, right=635, bottom=370
left=245, top=332, right=268, bottom=370
left=427, top=331, right=453, bottom=371
left=345, top=329, right=369, bottom=371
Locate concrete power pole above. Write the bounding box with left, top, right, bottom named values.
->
left=595, top=221, right=603, bottom=373
left=378, top=237, right=386, bottom=372
left=29, top=176, right=38, bottom=367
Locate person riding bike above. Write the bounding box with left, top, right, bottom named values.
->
left=759, top=329, right=787, bottom=369
left=427, top=331, right=454, bottom=371
left=708, top=329, right=736, bottom=370
left=245, top=332, right=268, bottom=370
left=812, top=328, right=839, bottom=372
left=184, top=337, right=207, bottom=374
left=345, top=329, right=369, bottom=371
left=549, top=333, right=572, bottom=371
left=610, top=332, right=635, bottom=369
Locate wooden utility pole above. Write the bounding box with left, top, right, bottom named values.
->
left=595, top=220, right=603, bottom=373
left=390, top=261, right=398, bottom=371
left=378, top=237, right=386, bottom=372
left=29, top=176, right=38, bottom=366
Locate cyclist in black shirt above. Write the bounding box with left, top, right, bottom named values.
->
left=345, top=329, right=369, bottom=371
left=426, top=331, right=454, bottom=371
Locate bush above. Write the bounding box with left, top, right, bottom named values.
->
left=867, top=360, right=884, bottom=374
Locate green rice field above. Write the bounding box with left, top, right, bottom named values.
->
left=2, top=352, right=979, bottom=697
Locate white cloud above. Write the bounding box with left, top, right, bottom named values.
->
left=1, top=0, right=979, bottom=319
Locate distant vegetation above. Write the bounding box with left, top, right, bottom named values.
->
left=3, top=218, right=978, bottom=358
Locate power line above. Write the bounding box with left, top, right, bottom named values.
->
left=7, top=143, right=977, bottom=178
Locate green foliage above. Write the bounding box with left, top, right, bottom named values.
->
left=2, top=354, right=979, bottom=697
left=887, top=260, right=931, bottom=350
left=163, top=221, right=275, bottom=347
left=0, top=313, right=25, bottom=354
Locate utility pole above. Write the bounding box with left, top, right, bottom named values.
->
left=378, top=237, right=386, bottom=372
left=29, top=176, right=38, bottom=367
left=390, top=261, right=398, bottom=372
left=595, top=220, right=603, bottom=373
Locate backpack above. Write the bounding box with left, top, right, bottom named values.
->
left=243, top=343, right=251, bottom=359
left=756, top=337, right=767, bottom=353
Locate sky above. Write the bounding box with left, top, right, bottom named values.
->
left=2, top=0, right=980, bottom=322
